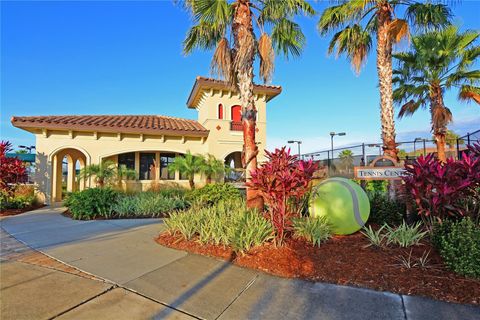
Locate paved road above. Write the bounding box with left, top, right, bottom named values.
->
left=1, top=207, right=479, bottom=320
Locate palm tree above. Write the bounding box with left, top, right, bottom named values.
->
left=431, top=130, right=465, bottom=153
left=393, top=26, right=480, bottom=162
left=318, top=1, right=451, bottom=159
left=201, top=154, right=228, bottom=184
left=168, top=151, right=204, bottom=189
left=77, top=161, right=117, bottom=188
left=339, top=149, right=354, bottom=173
left=181, top=0, right=314, bottom=209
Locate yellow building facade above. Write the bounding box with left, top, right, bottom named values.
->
left=11, top=77, right=281, bottom=204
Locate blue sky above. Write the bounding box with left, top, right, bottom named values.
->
left=1, top=1, right=479, bottom=154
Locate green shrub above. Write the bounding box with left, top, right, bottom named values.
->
left=164, top=210, right=201, bottom=240
left=114, top=192, right=188, bottom=218
left=292, top=216, right=332, bottom=246
left=368, top=192, right=405, bottom=226
left=0, top=185, right=36, bottom=210
left=364, top=180, right=388, bottom=193
left=361, top=225, right=387, bottom=248
left=385, top=221, right=427, bottom=247
left=187, top=183, right=242, bottom=206
left=164, top=199, right=273, bottom=253
left=433, top=218, right=480, bottom=278
left=64, top=188, right=119, bottom=220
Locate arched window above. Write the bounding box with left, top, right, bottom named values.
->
left=231, top=105, right=242, bottom=122
left=218, top=104, right=223, bottom=119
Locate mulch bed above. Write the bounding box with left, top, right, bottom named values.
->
left=0, top=204, right=45, bottom=217
left=156, top=232, right=480, bottom=305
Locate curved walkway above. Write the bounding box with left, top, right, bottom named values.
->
left=1, top=207, right=479, bottom=320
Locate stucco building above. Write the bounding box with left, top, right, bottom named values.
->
left=11, top=77, right=281, bottom=204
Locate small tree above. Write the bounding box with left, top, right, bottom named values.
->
left=247, top=147, right=318, bottom=245
left=339, top=150, right=354, bottom=173
left=168, top=152, right=204, bottom=189
left=201, top=154, right=227, bottom=184
left=0, top=141, right=27, bottom=195
left=78, top=161, right=122, bottom=188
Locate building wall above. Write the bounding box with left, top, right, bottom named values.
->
left=194, top=89, right=268, bottom=162
left=32, top=87, right=271, bottom=204
left=34, top=131, right=210, bottom=203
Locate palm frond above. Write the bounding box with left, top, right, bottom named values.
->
left=193, top=0, right=231, bottom=27
left=446, top=70, right=480, bottom=87
left=271, top=18, right=306, bottom=58
left=458, top=85, right=480, bottom=104
left=260, top=0, right=315, bottom=24
left=258, top=33, right=275, bottom=83
left=183, top=21, right=225, bottom=54
left=211, top=37, right=233, bottom=82
left=405, top=3, right=452, bottom=32
left=398, top=100, right=423, bottom=118
left=317, top=3, right=357, bottom=36
left=328, top=24, right=372, bottom=74
left=388, top=19, right=410, bottom=44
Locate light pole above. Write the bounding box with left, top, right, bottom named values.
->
left=287, top=140, right=302, bottom=158
left=329, top=132, right=346, bottom=167
left=18, top=145, right=35, bottom=153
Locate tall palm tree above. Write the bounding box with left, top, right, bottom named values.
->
left=393, top=26, right=480, bottom=162
left=181, top=0, right=314, bottom=208
left=318, top=1, right=451, bottom=159
left=168, top=151, right=204, bottom=189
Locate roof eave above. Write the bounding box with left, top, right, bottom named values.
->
left=11, top=121, right=209, bottom=138
left=186, top=77, right=282, bottom=109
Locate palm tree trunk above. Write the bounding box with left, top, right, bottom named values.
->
left=233, top=0, right=263, bottom=210
left=189, top=177, right=195, bottom=190
left=435, top=132, right=447, bottom=162
left=376, top=4, right=398, bottom=160
left=206, top=175, right=212, bottom=184
left=430, top=84, right=449, bottom=162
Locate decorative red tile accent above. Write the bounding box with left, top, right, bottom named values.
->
left=216, top=125, right=222, bottom=131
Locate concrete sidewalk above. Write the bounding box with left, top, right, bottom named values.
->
left=0, top=228, right=192, bottom=319
left=1, top=207, right=479, bottom=320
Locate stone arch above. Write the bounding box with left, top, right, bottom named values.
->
left=50, top=147, right=90, bottom=202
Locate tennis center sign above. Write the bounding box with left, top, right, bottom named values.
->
left=354, top=156, right=406, bottom=181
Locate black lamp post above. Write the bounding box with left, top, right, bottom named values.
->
left=287, top=140, right=302, bottom=158
left=330, top=132, right=346, bottom=159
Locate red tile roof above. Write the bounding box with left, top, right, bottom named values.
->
left=187, top=76, right=282, bottom=108
left=11, top=115, right=209, bottom=137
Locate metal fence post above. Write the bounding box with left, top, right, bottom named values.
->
left=362, top=143, right=365, bottom=165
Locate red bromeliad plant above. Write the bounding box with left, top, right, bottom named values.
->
left=247, top=147, right=318, bottom=245
left=402, top=143, right=480, bottom=229
left=0, top=141, right=27, bottom=195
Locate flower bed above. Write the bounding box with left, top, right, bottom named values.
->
left=157, top=230, right=480, bottom=305
left=0, top=203, right=45, bottom=217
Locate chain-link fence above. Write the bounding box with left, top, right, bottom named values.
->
left=301, top=129, right=480, bottom=179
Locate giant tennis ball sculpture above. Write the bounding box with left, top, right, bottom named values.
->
left=309, top=177, right=370, bottom=235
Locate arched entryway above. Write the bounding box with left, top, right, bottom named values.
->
left=224, top=151, right=244, bottom=182
left=51, top=148, right=89, bottom=202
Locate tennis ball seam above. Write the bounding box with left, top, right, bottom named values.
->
left=317, top=178, right=365, bottom=227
